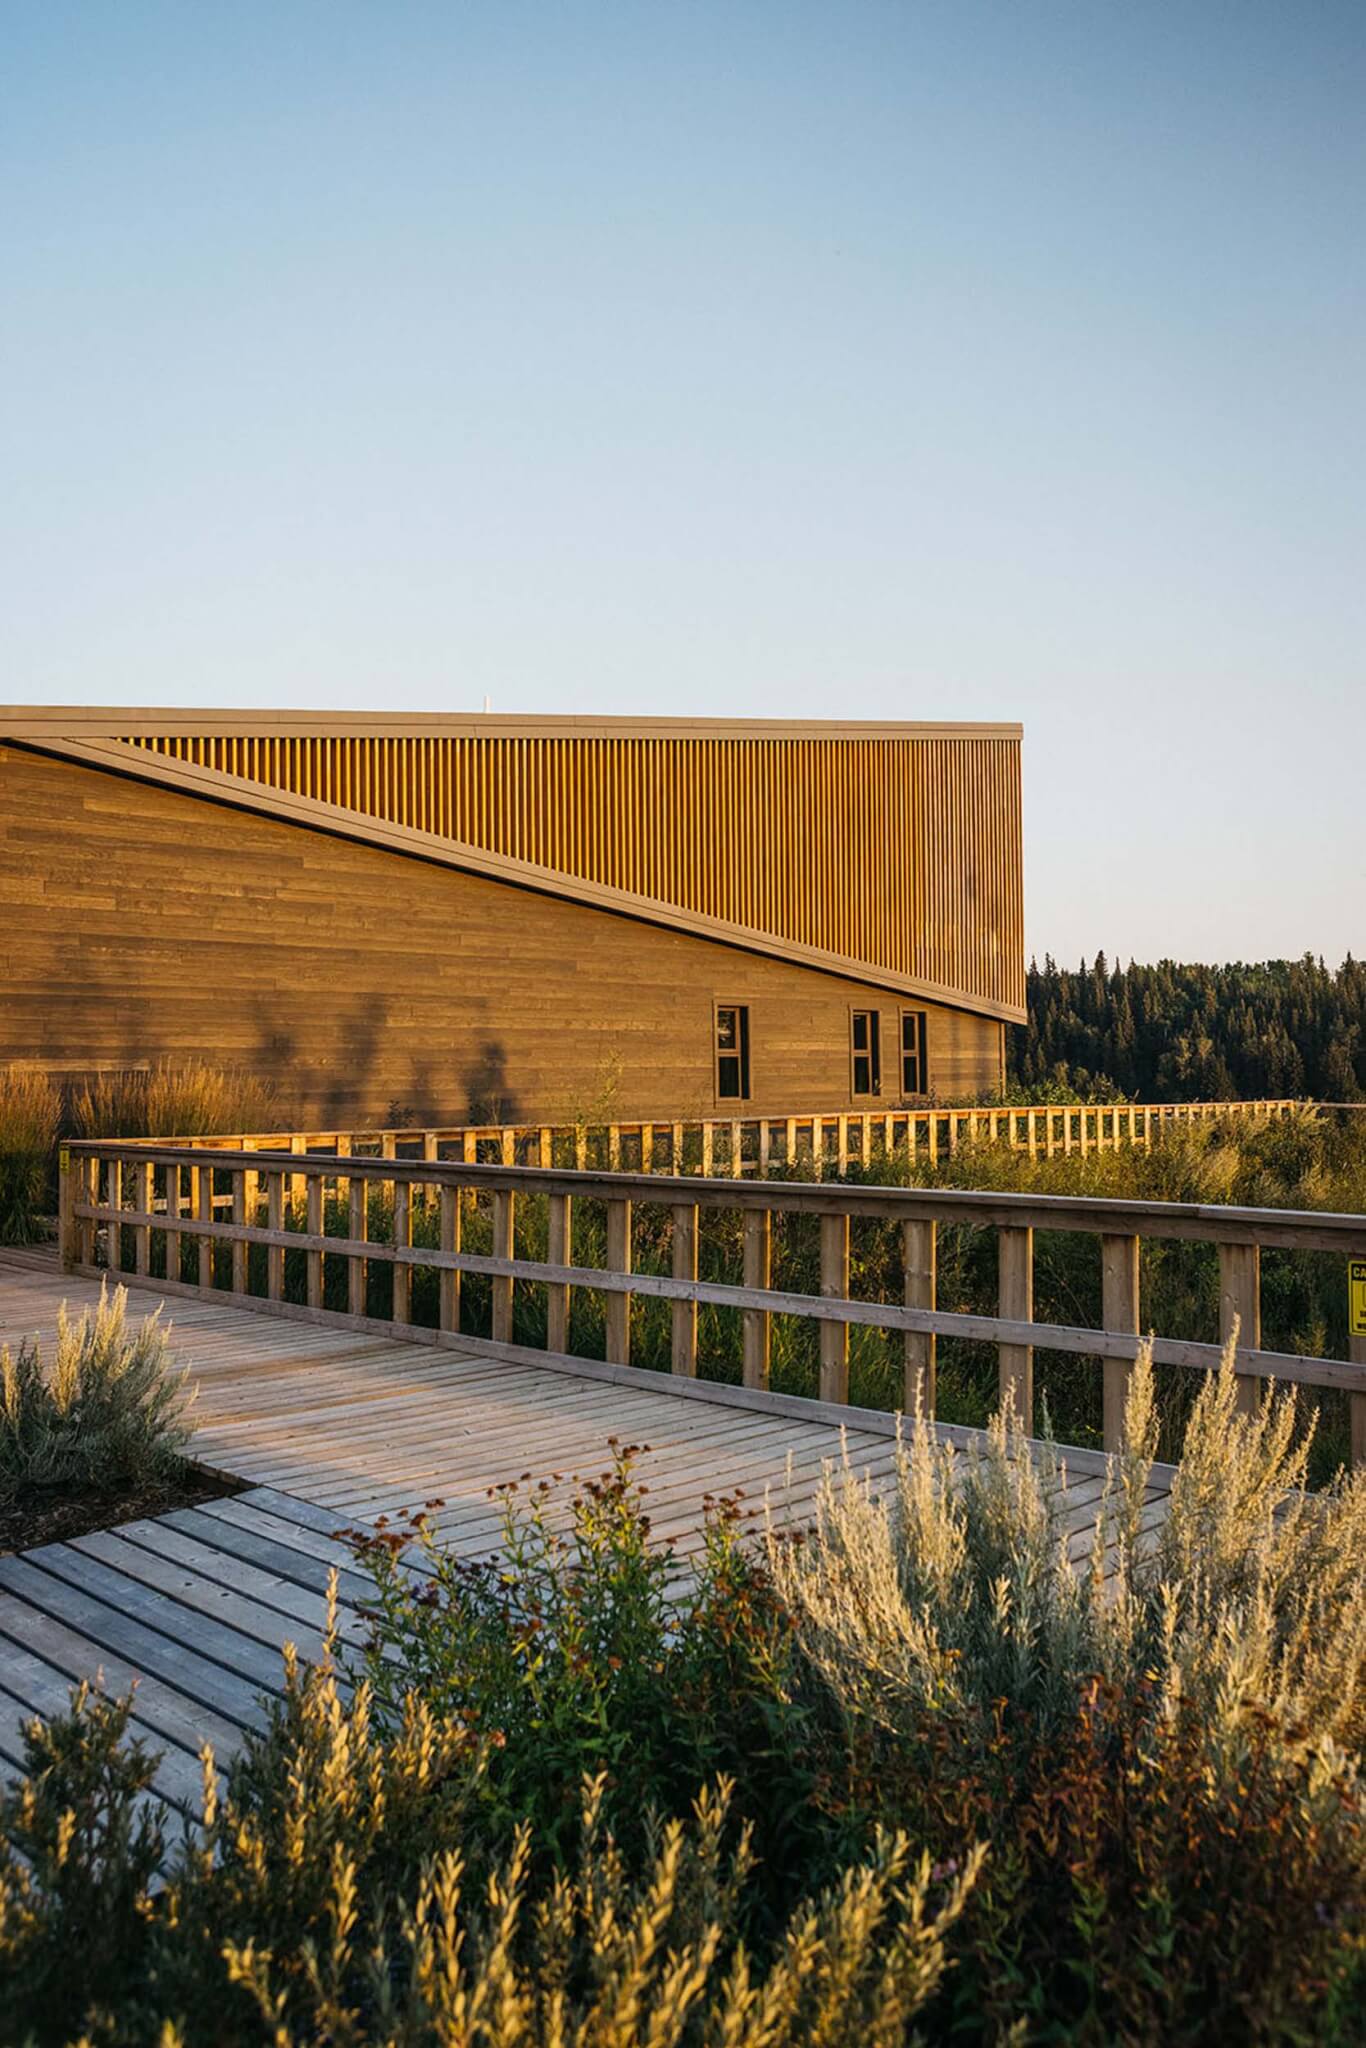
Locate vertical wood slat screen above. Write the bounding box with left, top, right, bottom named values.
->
left=123, top=731, right=1024, bottom=1013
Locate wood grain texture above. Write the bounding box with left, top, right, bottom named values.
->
left=100, top=719, right=1025, bottom=1017
left=0, top=745, right=1005, bottom=1122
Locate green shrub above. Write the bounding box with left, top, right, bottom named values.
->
left=0, top=1067, right=60, bottom=1245
left=71, top=1059, right=281, bottom=1139
left=3, top=1352, right=1366, bottom=2041
left=0, top=1281, right=192, bottom=1502
left=344, top=1449, right=819, bottom=1911
left=0, top=1684, right=164, bottom=2046
left=0, top=1647, right=977, bottom=2047
left=767, top=1340, right=1366, bottom=2041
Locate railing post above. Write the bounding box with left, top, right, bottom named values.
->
left=997, top=1226, right=1034, bottom=1429
left=58, top=1146, right=77, bottom=1272
left=671, top=1121, right=684, bottom=1174
left=267, top=1169, right=285, bottom=1300
left=306, top=1172, right=324, bottom=1309
left=392, top=1176, right=411, bottom=1324
left=701, top=1124, right=715, bottom=1178
left=196, top=1164, right=213, bottom=1288
left=491, top=1189, right=516, bottom=1344
left=1350, top=1329, right=1366, bottom=1471
left=671, top=1202, right=698, bottom=1375
left=162, top=1160, right=181, bottom=1283
left=604, top=1197, right=631, bottom=1364
left=439, top=1183, right=462, bottom=1334
left=1101, top=1233, right=1140, bottom=1452
left=231, top=1169, right=248, bottom=1296
left=240, top=1136, right=257, bottom=1229
left=546, top=1192, right=571, bottom=1352
left=134, top=1158, right=153, bottom=1276
left=106, top=1156, right=121, bottom=1274
left=819, top=1212, right=850, bottom=1404
left=1219, top=1241, right=1262, bottom=1419
left=742, top=1207, right=771, bottom=1389
left=348, top=1175, right=368, bottom=1316
left=335, top=1133, right=352, bottom=1223
left=73, top=1151, right=96, bottom=1268
left=903, top=1216, right=936, bottom=1417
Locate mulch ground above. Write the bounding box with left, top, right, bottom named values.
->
left=0, top=1462, right=246, bottom=1556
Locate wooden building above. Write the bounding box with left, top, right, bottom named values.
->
left=0, top=709, right=1024, bottom=1126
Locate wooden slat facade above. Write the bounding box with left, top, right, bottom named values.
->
left=2, top=742, right=1006, bottom=1122
left=113, top=723, right=1025, bottom=1017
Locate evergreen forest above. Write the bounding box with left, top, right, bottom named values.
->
left=1009, top=953, right=1366, bottom=1102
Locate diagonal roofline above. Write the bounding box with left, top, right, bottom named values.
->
left=5, top=723, right=1027, bottom=1025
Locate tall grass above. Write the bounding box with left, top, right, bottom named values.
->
left=0, top=1068, right=61, bottom=1245
left=70, top=1060, right=282, bottom=1139
left=3, top=1350, right=1365, bottom=2041
left=761, top=1342, right=1366, bottom=2038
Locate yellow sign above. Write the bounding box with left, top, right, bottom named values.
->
left=58, top=1146, right=70, bottom=1175
left=1351, top=1260, right=1366, bottom=1339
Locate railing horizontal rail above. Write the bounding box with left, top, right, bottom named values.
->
left=69, top=1195, right=1366, bottom=1395
left=67, top=1141, right=1366, bottom=1254
left=60, top=1130, right=1366, bottom=1466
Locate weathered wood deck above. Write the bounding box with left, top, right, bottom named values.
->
left=0, top=1247, right=1169, bottom=1832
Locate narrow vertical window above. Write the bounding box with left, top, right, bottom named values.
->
left=851, top=1010, right=881, bottom=1097
left=901, top=1010, right=927, bottom=1096
left=715, top=1003, right=751, bottom=1100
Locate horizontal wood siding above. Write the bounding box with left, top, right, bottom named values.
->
left=119, top=728, right=1025, bottom=1016
left=1, top=747, right=1002, bottom=1123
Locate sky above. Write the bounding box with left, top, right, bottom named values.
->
left=3, top=2, right=1363, bottom=966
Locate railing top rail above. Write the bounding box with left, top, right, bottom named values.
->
left=94, top=1095, right=1307, bottom=1150
left=70, top=1138, right=1366, bottom=1252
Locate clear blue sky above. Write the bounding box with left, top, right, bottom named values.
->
left=4, top=2, right=1362, bottom=966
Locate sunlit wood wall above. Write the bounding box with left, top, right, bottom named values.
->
left=122, top=728, right=1024, bottom=1015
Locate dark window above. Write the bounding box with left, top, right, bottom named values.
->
left=851, top=1010, right=881, bottom=1097
left=715, top=1003, right=751, bottom=1100
left=901, top=1010, right=927, bottom=1095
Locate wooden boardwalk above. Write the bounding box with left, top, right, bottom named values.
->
left=0, top=1248, right=1170, bottom=1831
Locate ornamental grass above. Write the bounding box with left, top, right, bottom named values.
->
left=3, top=1340, right=1366, bottom=2042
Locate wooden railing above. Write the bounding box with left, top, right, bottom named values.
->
left=109, top=1097, right=1301, bottom=1180
left=60, top=1134, right=1366, bottom=1465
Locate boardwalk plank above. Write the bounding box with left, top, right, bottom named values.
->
left=0, top=1557, right=279, bottom=1725
left=0, top=1593, right=246, bottom=1761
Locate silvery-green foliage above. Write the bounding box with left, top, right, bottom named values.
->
left=0, top=1280, right=192, bottom=1500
